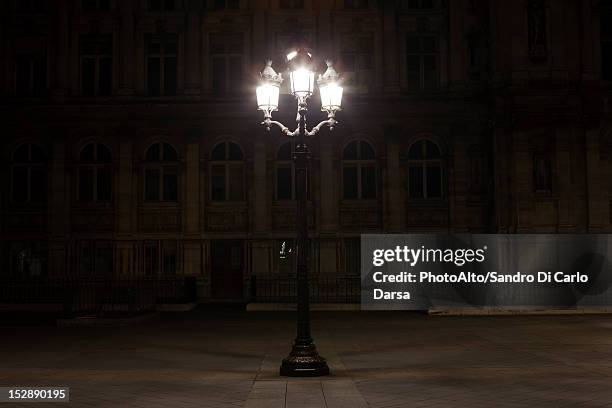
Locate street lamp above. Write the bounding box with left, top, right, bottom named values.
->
left=256, top=49, right=343, bottom=377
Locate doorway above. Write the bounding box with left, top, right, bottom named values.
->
left=210, top=240, right=244, bottom=300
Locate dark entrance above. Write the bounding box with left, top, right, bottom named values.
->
left=210, top=240, right=244, bottom=300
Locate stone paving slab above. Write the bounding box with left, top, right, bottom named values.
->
left=1, top=310, right=612, bottom=407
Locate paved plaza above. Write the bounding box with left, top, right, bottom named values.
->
left=2, top=308, right=612, bottom=407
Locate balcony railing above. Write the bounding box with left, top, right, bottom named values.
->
left=250, top=275, right=361, bottom=303
left=0, top=277, right=197, bottom=316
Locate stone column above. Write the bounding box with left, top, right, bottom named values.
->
left=184, top=11, right=201, bottom=95
left=555, top=124, right=575, bottom=231
left=183, top=136, right=202, bottom=276
left=49, top=137, right=69, bottom=277
left=585, top=128, right=607, bottom=231
left=384, top=130, right=405, bottom=232
left=382, top=1, right=399, bottom=92
left=118, top=0, right=135, bottom=95
left=318, top=138, right=338, bottom=275
left=115, top=138, right=134, bottom=277
left=53, top=0, right=69, bottom=95
left=512, top=131, right=532, bottom=232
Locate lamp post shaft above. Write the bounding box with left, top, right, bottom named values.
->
left=279, top=102, right=330, bottom=377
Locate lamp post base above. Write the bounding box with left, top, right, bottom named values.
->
left=279, top=341, right=330, bottom=377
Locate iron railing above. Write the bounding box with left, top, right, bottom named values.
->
left=0, top=277, right=197, bottom=316
left=251, top=275, right=360, bottom=303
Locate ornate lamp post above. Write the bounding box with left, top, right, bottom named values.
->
left=256, top=49, right=343, bottom=377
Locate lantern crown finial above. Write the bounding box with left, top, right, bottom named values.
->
left=260, top=60, right=283, bottom=84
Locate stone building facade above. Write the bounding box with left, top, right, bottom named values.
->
left=1, top=0, right=611, bottom=301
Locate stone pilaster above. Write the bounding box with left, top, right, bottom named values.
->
left=118, top=0, right=135, bottom=95
left=384, top=131, right=404, bottom=232
left=183, top=137, right=202, bottom=276
left=585, top=129, right=607, bottom=231
left=49, top=138, right=69, bottom=277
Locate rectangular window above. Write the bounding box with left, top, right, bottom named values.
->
left=78, top=241, right=112, bottom=276
left=163, top=171, right=178, bottom=201
left=343, top=166, right=358, bottom=199
left=278, top=239, right=295, bottom=275
left=12, top=167, right=29, bottom=203
left=146, top=35, right=178, bottom=96
left=10, top=242, right=47, bottom=277
left=279, top=0, right=303, bottom=8
left=361, top=166, right=376, bottom=199
left=345, top=0, right=368, bottom=8
left=83, top=0, right=110, bottom=11
left=144, top=241, right=159, bottom=276
left=277, top=166, right=293, bottom=200
left=341, top=34, right=374, bottom=90
left=426, top=165, right=442, bottom=198
left=80, top=35, right=113, bottom=96
left=79, top=167, right=95, bottom=201
left=30, top=167, right=46, bottom=203
left=15, top=55, right=47, bottom=97
left=344, top=238, right=361, bottom=276
left=212, top=0, right=239, bottom=9
left=211, top=165, right=226, bottom=201
left=149, top=0, right=175, bottom=11
left=408, top=166, right=424, bottom=198
left=97, top=168, right=112, bottom=201
left=210, top=33, right=243, bottom=95
left=162, top=240, right=177, bottom=274
left=406, top=35, right=439, bottom=91
left=228, top=165, right=244, bottom=201
left=145, top=169, right=160, bottom=201
left=534, top=154, right=552, bottom=193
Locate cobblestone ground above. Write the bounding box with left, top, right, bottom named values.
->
left=1, top=309, right=612, bottom=407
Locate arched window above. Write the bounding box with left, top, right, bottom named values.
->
left=342, top=140, right=376, bottom=199
left=275, top=142, right=310, bottom=200
left=407, top=139, right=443, bottom=199
left=78, top=143, right=112, bottom=202
left=11, top=143, right=47, bottom=204
left=144, top=142, right=178, bottom=202
left=210, top=141, right=244, bottom=201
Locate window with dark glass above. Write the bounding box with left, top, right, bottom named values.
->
left=212, top=0, right=239, bottom=9
left=144, top=142, right=178, bottom=202
left=210, top=142, right=244, bottom=201
left=144, top=240, right=178, bottom=276
left=210, top=33, right=243, bottom=95
left=278, top=239, right=295, bottom=275
left=78, top=240, right=113, bottom=276
left=533, top=154, right=552, bottom=193
left=82, top=0, right=110, bottom=11
left=602, top=2, right=612, bottom=80
left=148, top=0, right=175, bottom=11
left=80, top=35, right=113, bottom=96
left=342, top=140, right=376, bottom=200
left=9, top=242, right=47, bottom=277
left=341, top=33, right=374, bottom=89
left=279, top=0, right=303, bottom=8
left=406, top=35, right=439, bottom=91
left=407, top=140, right=443, bottom=199
left=344, top=238, right=361, bottom=275
left=15, top=54, right=47, bottom=96
left=404, top=0, right=434, bottom=9
left=344, top=0, right=368, bottom=9
left=11, top=143, right=47, bottom=205
left=78, top=143, right=112, bottom=203
left=275, top=142, right=310, bottom=200
left=15, top=0, right=48, bottom=13
left=146, top=35, right=178, bottom=96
